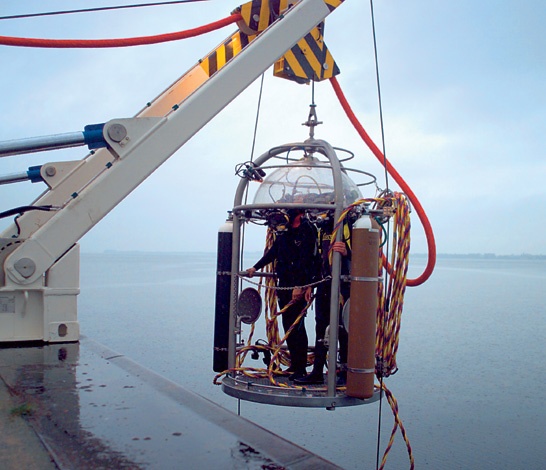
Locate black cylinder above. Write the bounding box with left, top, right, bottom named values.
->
left=213, top=220, right=233, bottom=372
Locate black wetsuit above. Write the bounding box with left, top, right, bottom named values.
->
left=253, top=218, right=320, bottom=373
left=313, top=221, right=351, bottom=374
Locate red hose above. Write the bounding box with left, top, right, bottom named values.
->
left=330, top=76, right=436, bottom=286
left=0, top=13, right=242, bottom=48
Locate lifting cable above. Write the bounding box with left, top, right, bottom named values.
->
left=345, top=2, right=419, bottom=468
left=0, top=12, right=241, bottom=48
left=239, top=73, right=266, bottom=269
left=0, top=1, right=209, bottom=21
left=236, top=74, right=266, bottom=414
left=366, top=1, right=391, bottom=466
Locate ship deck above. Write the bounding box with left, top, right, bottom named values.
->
left=0, top=336, right=341, bottom=469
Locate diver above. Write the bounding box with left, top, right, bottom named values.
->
left=294, top=213, right=352, bottom=385
left=246, top=208, right=321, bottom=381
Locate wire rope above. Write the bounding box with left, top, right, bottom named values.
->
left=0, top=1, right=208, bottom=21
left=237, top=73, right=265, bottom=413
left=240, top=73, right=266, bottom=289
left=367, top=1, right=388, bottom=467
left=249, top=74, right=266, bottom=166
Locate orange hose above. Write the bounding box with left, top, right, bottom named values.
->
left=330, top=76, right=436, bottom=286
left=0, top=13, right=241, bottom=48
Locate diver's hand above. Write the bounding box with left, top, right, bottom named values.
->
left=292, top=288, right=304, bottom=301
left=246, top=267, right=256, bottom=278
left=332, top=241, right=348, bottom=256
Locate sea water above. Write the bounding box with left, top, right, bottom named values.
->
left=79, top=252, right=546, bottom=469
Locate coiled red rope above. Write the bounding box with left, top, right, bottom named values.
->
left=330, top=76, right=436, bottom=286
left=0, top=13, right=241, bottom=48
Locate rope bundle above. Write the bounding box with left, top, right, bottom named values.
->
left=376, top=192, right=411, bottom=378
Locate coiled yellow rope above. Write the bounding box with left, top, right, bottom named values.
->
left=330, top=193, right=414, bottom=468
left=376, top=193, right=411, bottom=377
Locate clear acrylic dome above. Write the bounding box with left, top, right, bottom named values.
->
left=253, top=156, right=362, bottom=207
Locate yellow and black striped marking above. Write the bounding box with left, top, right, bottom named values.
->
left=323, top=0, right=345, bottom=12
left=239, top=0, right=293, bottom=34
left=274, top=23, right=340, bottom=83
left=199, top=32, right=253, bottom=78
left=238, top=0, right=345, bottom=34
left=200, top=0, right=342, bottom=81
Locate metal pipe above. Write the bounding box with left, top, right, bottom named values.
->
left=0, top=171, right=31, bottom=185
left=313, top=139, right=344, bottom=399
left=228, top=212, right=242, bottom=372
left=0, top=165, right=43, bottom=185
left=0, top=123, right=106, bottom=158
left=0, top=132, right=87, bottom=158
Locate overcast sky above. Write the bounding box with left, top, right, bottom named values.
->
left=0, top=0, right=544, bottom=257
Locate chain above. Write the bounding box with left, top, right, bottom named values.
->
left=238, top=274, right=332, bottom=291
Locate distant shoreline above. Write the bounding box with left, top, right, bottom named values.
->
left=411, top=253, right=546, bottom=260
left=80, top=250, right=546, bottom=260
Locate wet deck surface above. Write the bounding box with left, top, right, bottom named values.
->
left=0, top=337, right=341, bottom=469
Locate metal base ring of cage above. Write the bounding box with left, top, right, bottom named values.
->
left=222, top=373, right=380, bottom=409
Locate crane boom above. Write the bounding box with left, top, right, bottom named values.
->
left=0, top=0, right=344, bottom=342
